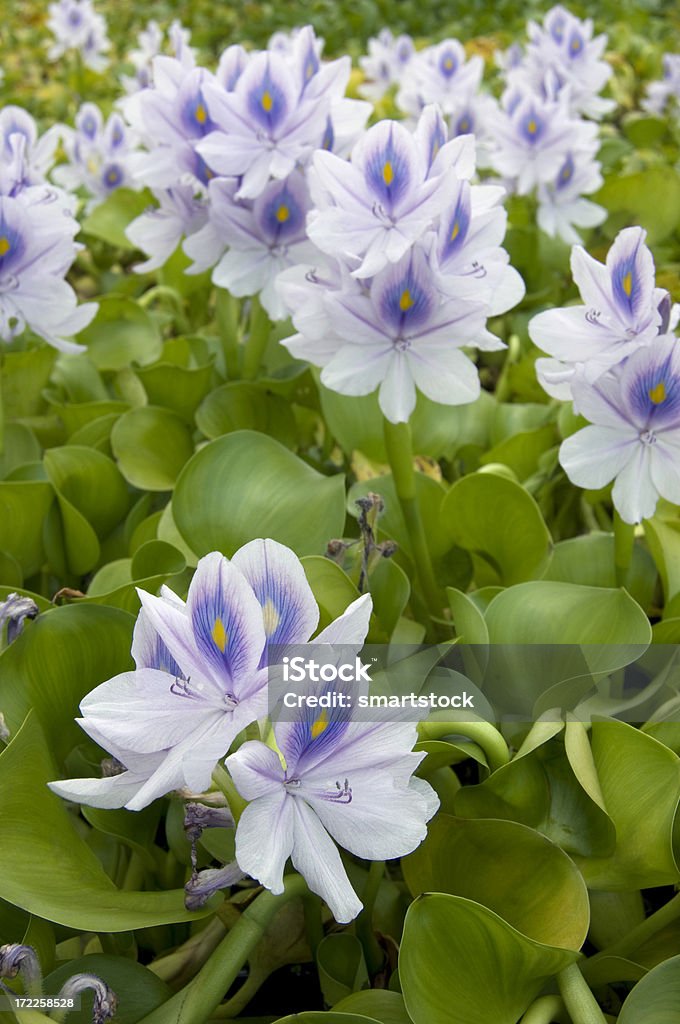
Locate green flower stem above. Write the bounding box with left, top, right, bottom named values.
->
left=0, top=354, right=4, bottom=455
left=242, top=296, right=271, bottom=380
left=520, top=995, right=566, bottom=1024
left=382, top=419, right=442, bottom=619
left=211, top=764, right=247, bottom=824
left=557, top=963, right=608, bottom=1024
left=584, top=892, right=680, bottom=970
left=215, top=289, right=241, bottom=379
left=138, top=874, right=312, bottom=1024
left=613, top=512, right=635, bottom=588
left=139, top=285, right=190, bottom=334
left=417, top=718, right=510, bottom=773
left=355, top=860, right=385, bottom=976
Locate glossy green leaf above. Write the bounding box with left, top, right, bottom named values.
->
left=2, top=347, right=56, bottom=418
left=44, top=445, right=130, bottom=538
left=0, top=481, right=53, bottom=577
left=174, top=431, right=346, bottom=557
left=45, top=954, right=171, bottom=1023
left=0, top=424, right=40, bottom=480
left=595, top=167, right=680, bottom=243
left=645, top=513, right=680, bottom=604
left=317, top=933, right=369, bottom=1007
left=195, top=381, right=297, bottom=446
left=301, top=556, right=360, bottom=630
left=575, top=720, right=680, bottom=889
left=136, top=361, right=215, bottom=424
left=440, top=473, right=552, bottom=585
left=111, top=406, right=195, bottom=490
left=368, top=557, right=410, bottom=638
left=0, top=602, right=134, bottom=760
left=79, top=296, right=162, bottom=371
left=0, top=714, right=217, bottom=930
left=334, top=991, right=412, bottom=1024
left=402, top=815, right=589, bottom=949
left=618, top=955, right=680, bottom=1024
left=400, top=893, right=577, bottom=1024
left=544, top=532, right=657, bottom=610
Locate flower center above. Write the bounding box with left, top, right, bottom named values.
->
left=640, top=430, right=657, bottom=446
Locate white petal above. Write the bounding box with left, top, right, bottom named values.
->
left=559, top=427, right=637, bottom=490
left=234, top=790, right=295, bottom=894
left=290, top=799, right=362, bottom=923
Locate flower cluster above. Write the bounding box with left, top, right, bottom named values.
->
left=53, top=103, right=138, bottom=211
left=0, top=106, right=96, bottom=352
left=46, top=0, right=110, bottom=73
left=484, top=6, right=611, bottom=244
left=530, top=227, right=680, bottom=523
left=358, top=29, right=415, bottom=102
left=642, top=54, right=680, bottom=116
left=120, top=18, right=196, bottom=94
left=123, top=26, right=370, bottom=311
left=50, top=540, right=437, bottom=923
left=277, top=107, right=524, bottom=422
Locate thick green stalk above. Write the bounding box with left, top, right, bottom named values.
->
left=613, top=512, right=635, bottom=589
left=520, top=996, right=565, bottom=1024
left=242, top=296, right=271, bottom=380
left=382, top=419, right=441, bottom=618
left=557, top=963, right=607, bottom=1024
left=138, top=875, right=311, bottom=1024
left=0, top=355, right=4, bottom=455
left=355, top=861, right=385, bottom=976
left=417, top=718, right=510, bottom=772
left=215, top=289, right=240, bottom=379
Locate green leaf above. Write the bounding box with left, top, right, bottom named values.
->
left=645, top=512, right=680, bottom=604
left=402, top=815, right=589, bottom=950
left=44, top=446, right=130, bottom=539
left=0, top=424, right=40, bottom=480
left=2, top=347, right=56, bottom=419
left=440, top=473, right=552, bottom=585
left=173, top=431, right=346, bottom=557
left=0, top=714, right=217, bottom=930
left=574, top=720, right=680, bottom=890
left=399, top=893, right=577, bottom=1024
left=618, top=955, right=680, bottom=1024
left=111, top=407, right=195, bottom=490
left=0, top=603, right=134, bottom=761
left=78, top=296, right=162, bottom=371
left=595, top=167, right=680, bottom=243
left=368, top=557, right=410, bottom=638
left=446, top=588, right=489, bottom=644
left=301, top=556, right=360, bottom=630
left=82, top=187, right=155, bottom=249
left=334, top=991, right=412, bottom=1024
left=195, top=381, right=297, bottom=447
left=317, top=934, right=369, bottom=1007
left=136, top=361, right=215, bottom=424
left=45, top=954, right=171, bottom=1023
left=544, top=532, right=657, bottom=610
left=0, top=481, right=53, bottom=577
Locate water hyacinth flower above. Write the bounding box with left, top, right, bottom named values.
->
left=126, top=185, right=208, bottom=273
left=46, top=0, right=110, bottom=73
left=53, top=103, right=138, bottom=211
left=486, top=85, right=599, bottom=195
left=530, top=227, right=672, bottom=399
left=358, top=29, right=415, bottom=102
left=516, top=4, right=614, bottom=119
left=307, top=110, right=461, bottom=279
left=50, top=540, right=372, bottom=811
left=226, top=692, right=438, bottom=923
left=536, top=149, right=606, bottom=245
left=282, top=245, right=489, bottom=423
left=643, top=54, right=680, bottom=116
left=184, top=172, right=317, bottom=319
left=197, top=28, right=365, bottom=200
left=0, top=107, right=61, bottom=192
left=559, top=336, right=680, bottom=524
left=0, top=178, right=97, bottom=352
left=396, top=38, right=484, bottom=121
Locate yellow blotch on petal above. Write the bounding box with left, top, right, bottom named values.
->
left=382, top=160, right=394, bottom=185
left=212, top=617, right=228, bottom=652
left=276, top=204, right=290, bottom=223
left=195, top=103, right=207, bottom=125
left=622, top=271, right=633, bottom=298
left=262, top=598, right=280, bottom=637
left=649, top=381, right=667, bottom=405
left=527, top=119, right=538, bottom=135
left=399, top=288, right=414, bottom=311
left=262, top=90, right=273, bottom=112
left=459, top=118, right=470, bottom=133
left=444, top=58, right=454, bottom=70
left=0, top=237, right=10, bottom=257
left=450, top=219, right=461, bottom=242
left=311, top=710, right=329, bottom=739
